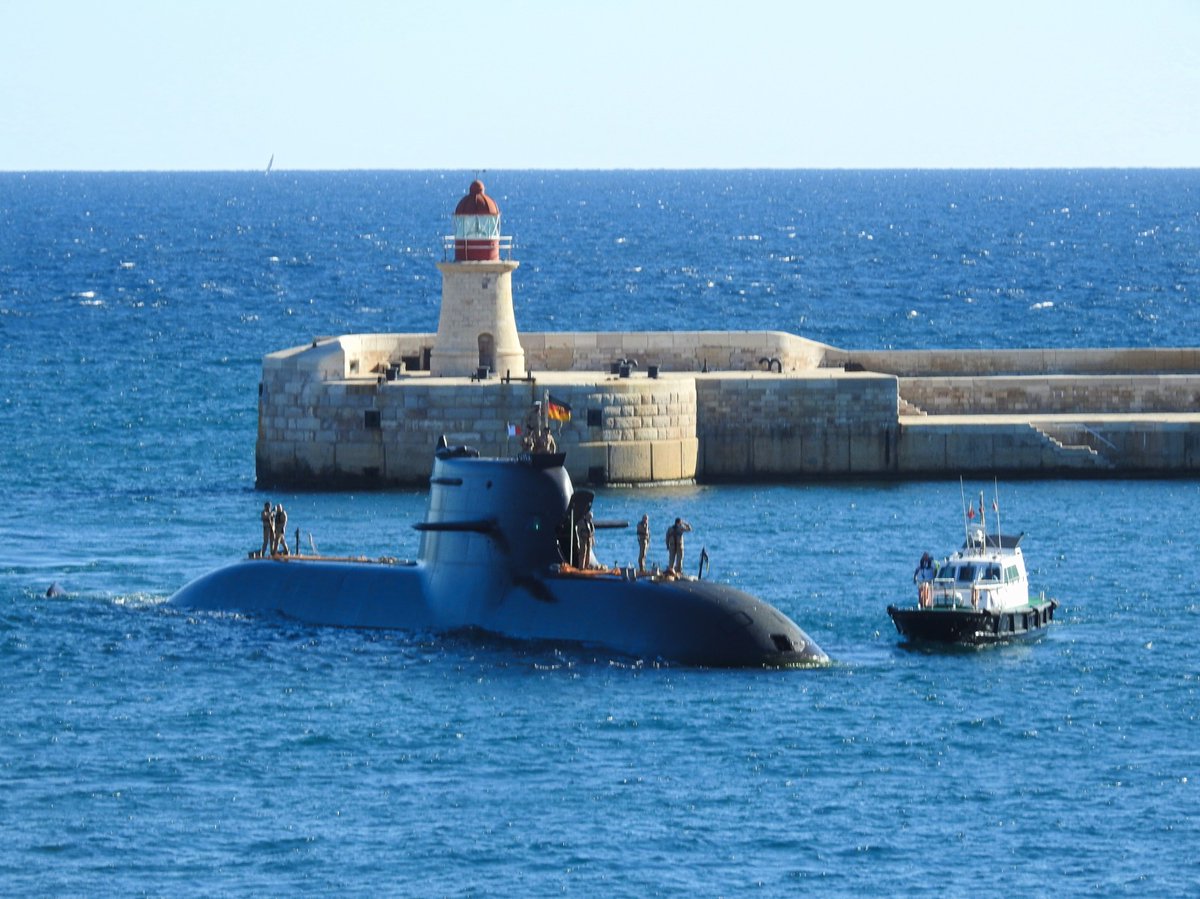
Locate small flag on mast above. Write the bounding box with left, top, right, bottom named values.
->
left=547, top=396, right=572, bottom=422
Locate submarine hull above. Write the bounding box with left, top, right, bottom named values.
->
left=500, top=573, right=823, bottom=666
left=168, top=557, right=437, bottom=629
left=170, top=447, right=828, bottom=667
left=170, top=557, right=826, bottom=666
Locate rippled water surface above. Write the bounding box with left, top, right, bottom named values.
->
left=1, top=171, right=1198, bottom=895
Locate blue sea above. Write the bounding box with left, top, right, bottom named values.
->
left=1, top=170, right=1198, bottom=896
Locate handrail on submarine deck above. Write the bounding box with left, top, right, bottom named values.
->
left=251, top=552, right=417, bottom=566
left=549, top=563, right=689, bottom=582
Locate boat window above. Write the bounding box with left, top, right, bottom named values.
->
left=956, top=565, right=976, bottom=584
left=1005, top=565, right=1019, bottom=583
left=984, top=565, right=1001, bottom=581
left=934, top=566, right=956, bottom=581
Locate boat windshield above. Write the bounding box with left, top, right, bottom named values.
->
left=955, top=565, right=977, bottom=584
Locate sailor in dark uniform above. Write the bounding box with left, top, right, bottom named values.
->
left=273, top=504, right=289, bottom=555
left=576, top=508, right=596, bottom=569
left=260, top=501, right=274, bottom=558
left=665, top=518, right=692, bottom=573
left=522, top=402, right=542, bottom=452
left=636, top=514, right=650, bottom=572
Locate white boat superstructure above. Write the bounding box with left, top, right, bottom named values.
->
left=924, top=529, right=1031, bottom=613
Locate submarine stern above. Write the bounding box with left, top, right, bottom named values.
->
left=169, top=557, right=436, bottom=630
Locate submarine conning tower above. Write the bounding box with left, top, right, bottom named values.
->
left=418, top=447, right=573, bottom=575
left=430, top=180, right=526, bottom=378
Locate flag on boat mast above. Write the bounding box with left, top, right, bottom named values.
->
left=547, top=396, right=572, bottom=422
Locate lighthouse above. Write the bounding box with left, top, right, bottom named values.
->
left=430, top=180, right=526, bottom=378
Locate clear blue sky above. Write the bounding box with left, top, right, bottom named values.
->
left=2, top=0, right=1197, bottom=170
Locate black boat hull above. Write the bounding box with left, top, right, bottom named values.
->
left=886, top=599, right=1058, bottom=645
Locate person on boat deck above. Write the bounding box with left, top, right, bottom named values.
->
left=636, top=514, right=650, bottom=572
left=260, top=501, right=274, bottom=558
left=665, top=518, right=692, bottom=573
left=913, top=552, right=937, bottom=582
left=521, top=402, right=542, bottom=452
left=575, top=507, right=596, bottom=569
left=272, top=503, right=289, bottom=555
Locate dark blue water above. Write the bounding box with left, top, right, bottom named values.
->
left=2, top=171, right=1198, bottom=895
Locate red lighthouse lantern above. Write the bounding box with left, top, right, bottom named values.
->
left=453, top=180, right=501, bottom=261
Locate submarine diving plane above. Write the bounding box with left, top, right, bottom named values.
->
left=171, top=442, right=828, bottom=668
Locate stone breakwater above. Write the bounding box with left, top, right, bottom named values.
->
left=255, top=331, right=1200, bottom=488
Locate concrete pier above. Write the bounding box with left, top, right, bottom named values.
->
left=255, top=330, right=1200, bottom=487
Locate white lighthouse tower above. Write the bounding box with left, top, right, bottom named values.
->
left=430, top=180, right=526, bottom=378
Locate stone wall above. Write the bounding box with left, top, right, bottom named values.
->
left=824, top=346, right=1200, bottom=377
left=301, top=331, right=831, bottom=378
left=522, top=330, right=830, bottom=374
left=565, top=378, right=700, bottom=484
left=313, top=336, right=1200, bottom=381
left=1043, top=419, right=1200, bottom=471
left=277, top=334, right=438, bottom=380
left=900, top=374, right=1200, bottom=415
left=257, top=357, right=699, bottom=487
left=257, top=332, right=1200, bottom=486
left=694, top=372, right=900, bottom=478
left=895, top=418, right=1200, bottom=474
left=895, top=421, right=1078, bottom=474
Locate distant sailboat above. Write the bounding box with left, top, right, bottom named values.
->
left=266, top=153, right=274, bottom=175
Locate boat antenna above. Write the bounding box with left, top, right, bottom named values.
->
left=959, top=477, right=970, bottom=547
left=978, top=490, right=986, bottom=548
left=993, top=478, right=1002, bottom=548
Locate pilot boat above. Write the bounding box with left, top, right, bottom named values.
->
left=887, top=490, right=1058, bottom=645
left=172, top=440, right=828, bottom=668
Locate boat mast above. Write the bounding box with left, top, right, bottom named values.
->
left=978, top=490, right=986, bottom=548
left=960, top=477, right=970, bottom=548
left=993, top=478, right=1002, bottom=550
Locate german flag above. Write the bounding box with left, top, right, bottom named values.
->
left=547, top=396, right=572, bottom=422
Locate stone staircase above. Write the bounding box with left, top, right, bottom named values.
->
left=1029, top=424, right=1116, bottom=470
left=897, top=394, right=928, bottom=417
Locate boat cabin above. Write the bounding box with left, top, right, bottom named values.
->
left=924, top=534, right=1029, bottom=613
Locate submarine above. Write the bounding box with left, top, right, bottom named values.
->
left=171, top=441, right=828, bottom=667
